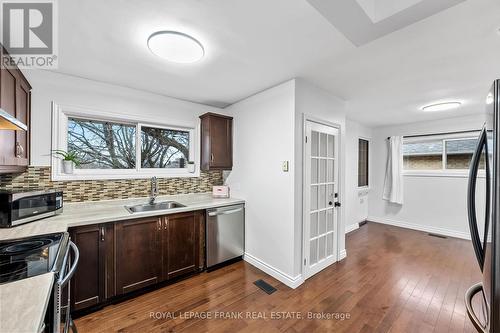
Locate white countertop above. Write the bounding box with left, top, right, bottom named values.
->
left=0, top=192, right=244, bottom=332
left=0, top=273, right=54, bottom=333
left=0, top=192, right=244, bottom=241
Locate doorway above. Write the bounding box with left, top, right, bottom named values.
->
left=303, top=119, right=340, bottom=279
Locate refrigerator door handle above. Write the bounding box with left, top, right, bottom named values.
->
left=467, top=126, right=488, bottom=271
left=465, top=282, right=488, bottom=333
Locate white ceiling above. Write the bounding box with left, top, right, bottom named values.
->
left=52, top=0, right=500, bottom=127
left=307, top=0, right=467, bottom=46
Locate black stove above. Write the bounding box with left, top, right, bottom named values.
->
left=0, top=232, right=68, bottom=284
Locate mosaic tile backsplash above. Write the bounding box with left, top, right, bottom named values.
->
left=0, top=167, right=223, bottom=202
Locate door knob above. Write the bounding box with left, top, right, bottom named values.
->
left=328, top=201, right=333, bottom=206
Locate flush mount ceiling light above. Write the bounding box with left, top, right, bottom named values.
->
left=147, top=31, right=204, bottom=64
left=421, top=102, right=462, bottom=112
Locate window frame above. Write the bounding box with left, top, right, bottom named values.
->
left=402, top=131, right=485, bottom=178
left=357, top=137, right=370, bottom=189
left=51, top=102, right=200, bottom=181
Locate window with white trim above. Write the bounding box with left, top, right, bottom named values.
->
left=51, top=103, right=199, bottom=180
left=402, top=132, right=486, bottom=172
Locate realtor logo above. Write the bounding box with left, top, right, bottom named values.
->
left=0, top=0, right=58, bottom=68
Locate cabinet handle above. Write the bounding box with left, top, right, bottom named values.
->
left=158, top=219, right=161, bottom=231
left=164, top=218, right=168, bottom=230
left=100, top=227, right=105, bottom=241
left=211, top=153, right=214, bottom=163
left=15, top=142, right=24, bottom=158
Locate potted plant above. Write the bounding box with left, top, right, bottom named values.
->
left=52, top=150, right=81, bottom=174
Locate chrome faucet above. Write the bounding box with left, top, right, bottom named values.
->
left=150, top=176, right=158, bottom=205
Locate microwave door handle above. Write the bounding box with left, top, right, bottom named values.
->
left=465, top=282, right=488, bottom=333
left=467, top=127, right=487, bottom=271
left=59, top=241, right=79, bottom=287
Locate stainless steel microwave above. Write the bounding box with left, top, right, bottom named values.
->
left=0, top=190, right=63, bottom=227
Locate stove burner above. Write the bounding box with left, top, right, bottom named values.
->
left=0, top=238, right=54, bottom=255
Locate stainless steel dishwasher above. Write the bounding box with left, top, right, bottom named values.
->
left=206, top=204, right=245, bottom=268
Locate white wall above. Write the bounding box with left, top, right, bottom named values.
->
left=294, top=79, right=347, bottom=277
left=225, top=80, right=298, bottom=285
left=368, top=114, right=487, bottom=239
left=226, top=78, right=347, bottom=287
left=345, top=119, right=372, bottom=231
left=24, top=70, right=224, bottom=166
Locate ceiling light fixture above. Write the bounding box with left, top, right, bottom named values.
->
left=422, top=102, right=462, bottom=112
left=147, top=31, right=204, bottom=64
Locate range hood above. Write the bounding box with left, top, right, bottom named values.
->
left=0, top=108, right=27, bottom=131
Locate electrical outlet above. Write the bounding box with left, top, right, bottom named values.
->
left=282, top=161, right=289, bottom=172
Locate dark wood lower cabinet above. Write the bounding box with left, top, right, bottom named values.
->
left=70, top=210, right=205, bottom=313
left=115, top=217, right=162, bottom=295
left=69, top=224, right=113, bottom=311
left=163, top=211, right=200, bottom=280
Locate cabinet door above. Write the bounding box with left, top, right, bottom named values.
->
left=15, top=76, right=30, bottom=163
left=70, top=225, right=106, bottom=311
left=116, top=217, right=162, bottom=294
left=209, top=116, right=232, bottom=169
left=0, top=65, right=17, bottom=167
left=164, top=212, right=199, bottom=280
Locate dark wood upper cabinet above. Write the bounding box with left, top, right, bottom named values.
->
left=0, top=47, right=31, bottom=173
left=69, top=223, right=114, bottom=311
left=162, top=211, right=200, bottom=280
left=115, top=217, right=162, bottom=295
left=200, top=112, right=233, bottom=171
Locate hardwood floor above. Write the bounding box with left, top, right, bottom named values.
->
left=75, top=222, right=482, bottom=333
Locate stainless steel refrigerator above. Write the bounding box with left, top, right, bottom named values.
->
left=466, top=79, right=500, bottom=332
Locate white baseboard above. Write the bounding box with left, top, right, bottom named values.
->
left=243, top=253, right=304, bottom=289
left=339, top=249, right=347, bottom=260
left=345, top=223, right=359, bottom=234
left=368, top=216, right=471, bottom=240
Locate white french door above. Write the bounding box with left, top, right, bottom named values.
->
left=303, top=120, right=340, bottom=279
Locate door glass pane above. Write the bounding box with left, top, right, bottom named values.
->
left=327, top=185, right=334, bottom=204
left=319, top=185, right=326, bottom=209
left=327, top=232, right=334, bottom=256
left=328, top=135, right=335, bottom=158
left=319, top=211, right=326, bottom=235
left=327, top=160, right=334, bottom=182
left=310, top=212, right=318, bottom=238
left=311, top=131, right=319, bottom=157
left=310, top=239, right=318, bottom=265
left=327, top=209, right=334, bottom=231
left=319, top=159, right=326, bottom=183
left=318, top=235, right=326, bottom=260
left=311, top=186, right=318, bottom=211
left=320, top=133, right=327, bottom=157
left=311, top=158, right=318, bottom=183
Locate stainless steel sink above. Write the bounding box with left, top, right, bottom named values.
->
left=125, top=201, right=186, bottom=214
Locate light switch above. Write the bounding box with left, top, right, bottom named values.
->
left=282, top=161, right=289, bottom=172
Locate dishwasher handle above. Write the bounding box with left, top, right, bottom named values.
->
left=208, top=207, right=243, bottom=217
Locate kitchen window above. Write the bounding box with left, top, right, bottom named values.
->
left=358, top=138, right=369, bottom=187
left=402, top=131, right=486, bottom=175
left=52, top=103, right=199, bottom=180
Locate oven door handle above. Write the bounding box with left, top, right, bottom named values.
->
left=59, top=241, right=79, bottom=287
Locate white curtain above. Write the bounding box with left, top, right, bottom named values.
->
left=383, top=136, right=404, bottom=204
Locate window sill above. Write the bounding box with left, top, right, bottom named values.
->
left=403, top=170, right=485, bottom=178
left=51, top=170, right=201, bottom=181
